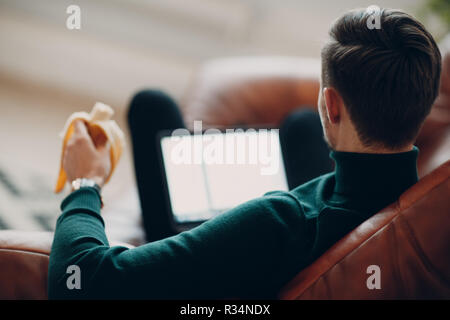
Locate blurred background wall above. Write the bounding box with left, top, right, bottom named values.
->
left=0, top=0, right=446, bottom=236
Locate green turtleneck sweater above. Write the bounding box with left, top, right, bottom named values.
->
left=48, top=147, right=419, bottom=299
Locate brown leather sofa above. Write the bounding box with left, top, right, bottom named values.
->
left=1, top=47, right=449, bottom=299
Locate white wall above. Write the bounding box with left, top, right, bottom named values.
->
left=0, top=0, right=426, bottom=109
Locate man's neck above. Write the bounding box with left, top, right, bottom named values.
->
left=330, top=120, right=414, bottom=154
left=334, top=139, right=414, bottom=154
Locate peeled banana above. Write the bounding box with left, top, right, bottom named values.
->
left=54, top=102, right=125, bottom=193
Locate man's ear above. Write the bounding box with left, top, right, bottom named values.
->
left=323, top=87, right=342, bottom=124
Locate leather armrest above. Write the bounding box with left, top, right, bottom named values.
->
left=0, top=230, right=134, bottom=299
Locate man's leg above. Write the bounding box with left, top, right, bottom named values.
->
left=127, top=89, right=185, bottom=242
left=279, top=109, right=334, bottom=190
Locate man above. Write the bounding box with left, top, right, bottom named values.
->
left=48, top=8, right=441, bottom=299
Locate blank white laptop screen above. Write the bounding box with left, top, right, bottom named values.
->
left=160, top=130, right=288, bottom=223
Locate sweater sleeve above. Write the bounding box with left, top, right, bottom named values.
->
left=48, top=188, right=309, bottom=299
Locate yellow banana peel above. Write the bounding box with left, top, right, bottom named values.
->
left=54, top=102, right=125, bottom=193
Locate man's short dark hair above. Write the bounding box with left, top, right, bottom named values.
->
left=321, top=8, right=442, bottom=149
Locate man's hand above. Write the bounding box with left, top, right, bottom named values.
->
left=63, top=120, right=111, bottom=188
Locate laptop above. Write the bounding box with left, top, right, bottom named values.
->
left=157, top=128, right=289, bottom=231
